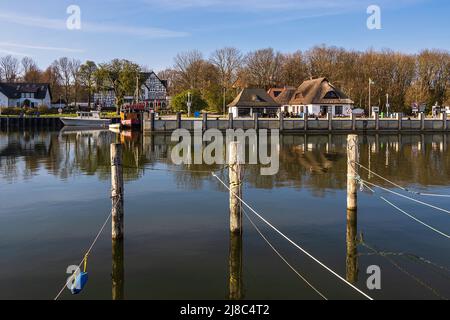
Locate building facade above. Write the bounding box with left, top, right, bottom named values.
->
left=0, top=83, right=52, bottom=108
left=287, top=78, right=354, bottom=117
left=228, top=88, right=281, bottom=118
left=92, top=71, right=168, bottom=110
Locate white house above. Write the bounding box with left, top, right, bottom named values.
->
left=0, top=83, right=52, bottom=108
left=287, top=78, right=354, bottom=117
left=228, top=88, right=281, bottom=118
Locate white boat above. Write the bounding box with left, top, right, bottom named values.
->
left=61, top=111, right=111, bottom=127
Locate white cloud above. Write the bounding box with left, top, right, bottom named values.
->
left=0, top=48, right=28, bottom=56
left=0, top=42, right=84, bottom=53
left=0, top=11, right=189, bottom=38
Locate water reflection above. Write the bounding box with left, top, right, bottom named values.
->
left=2, top=129, right=450, bottom=300
left=2, top=130, right=450, bottom=191
left=112, top=239, right=124, bottom=300
left=346, top=209, right=358, bottom=284
left=228, top=232, right=243, bottom=300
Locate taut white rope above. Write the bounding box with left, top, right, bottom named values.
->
left=212, top=172, right=373, bottom=300
left=362, top=180, right=450, bottom=216
left=243, top=208, right=327, bottom=300
left=354, top=161, right=450, bottom=198
left=380, top=197, right=450, bottom=240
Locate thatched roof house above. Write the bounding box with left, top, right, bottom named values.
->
left=228, top=88, right=281, bottom=118
left=270, top=86, right=297, bottom=106
left=288, top=78, right=354, bottom=116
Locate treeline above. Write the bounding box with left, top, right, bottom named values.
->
left=162, top=46, right=450, bottom=113
left=0, top=45, right=449, bottom=113
left=0, top=56, right=142, bottom=111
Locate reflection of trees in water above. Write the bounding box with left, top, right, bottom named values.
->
left=2, top=131, right=450, bottom=193
left=0, top=130, right=153, bottom=182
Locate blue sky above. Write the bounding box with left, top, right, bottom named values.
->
left=0, top=0, right=448, bottom=71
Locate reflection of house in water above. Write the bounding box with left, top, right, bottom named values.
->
left=0, top=132, right=52, bottom=157
left=292, top=145, right=342, bottom=174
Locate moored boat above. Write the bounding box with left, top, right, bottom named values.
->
left=61, top=111, right=111, bottom=127
left=120, top=103, right=149, bottom=128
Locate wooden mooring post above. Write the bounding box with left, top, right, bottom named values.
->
left=112, top=238, right=124, bottom=300
left=228, top=141, right=242, bottom=233
left=346, top=135, right=359, bottom=283
left=229, top=232, right=243, bottom=300
left=346, top=209, right=358, bottom=284
left=228, top=141, right=243, bottom=299
left=111, top=143, right=124, bottom=240
left=347, top=135, right=359, bottom=211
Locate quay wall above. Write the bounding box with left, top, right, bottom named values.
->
left=144, top=113, right=450, bottom=133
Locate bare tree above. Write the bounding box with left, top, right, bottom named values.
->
left=70, top=59, right=81, bottom=108
left=21, top=57, right=41, bottom=82
left=52, top=57, right=72, bottom=105
left=243, top=48, right=283, bottom=89
left=280, top=51, right=308, bottom=87
left=173, top=50, right=204, bottom=90
left=0, top=55, right=20, bottom=82
left=209, top=47, right=242, bottom=88
left=157, top=68, right=178, bottom=95
left=79, top=60, right=98, bottom=108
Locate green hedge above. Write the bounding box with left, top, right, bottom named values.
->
left=0, top=106, right=58, bottom=116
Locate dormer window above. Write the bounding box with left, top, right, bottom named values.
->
left=324, top=91, right=339, bottom=99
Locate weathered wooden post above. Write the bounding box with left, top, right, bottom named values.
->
left=228, top=140, right=243, bottom=300
left=229, top=232, right=243, bottom=300
left=112, top=238, right=124, bottom=300
left=149, top=112, right=155, bottom=132
left=202, top=113, right=208, bottom=132
left=346, top=209, right=358, bottom=284
left=442, top=112, right=447, bottom=131
left=420, top=112, right=425, bottom=131
left=228, top=141, right=242, bottom=233
left=279, top=112, right=284, bottom=132
left=228, top=113, right=234, bottom=129
left=397, top=112, right=403, bottom=131
left=347, top=135, right=359, bottom=211
left=111, top=143, right=124, bottom=240
left=327, top=108, right=333, bottom=132
left=176, top=112, right=182, bottom=129
left=351, top=112, right=356, bottom=131
left=375, top=112, right=380, bottom=131
left=304, top=110, right=308, bottom=132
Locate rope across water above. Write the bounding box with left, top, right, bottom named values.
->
left=212, top=172, right=373, bottom=300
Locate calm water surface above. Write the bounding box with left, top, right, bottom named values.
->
left=1, top=129, right=449, bottom=300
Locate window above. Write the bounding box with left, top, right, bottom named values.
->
left=21, top=92, right=34, bottom=99
left=324, top=91, right=339, bottom=99
left=335, top=106, right=343, bottom=115
left=273, top=90, right=282, bottom=97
